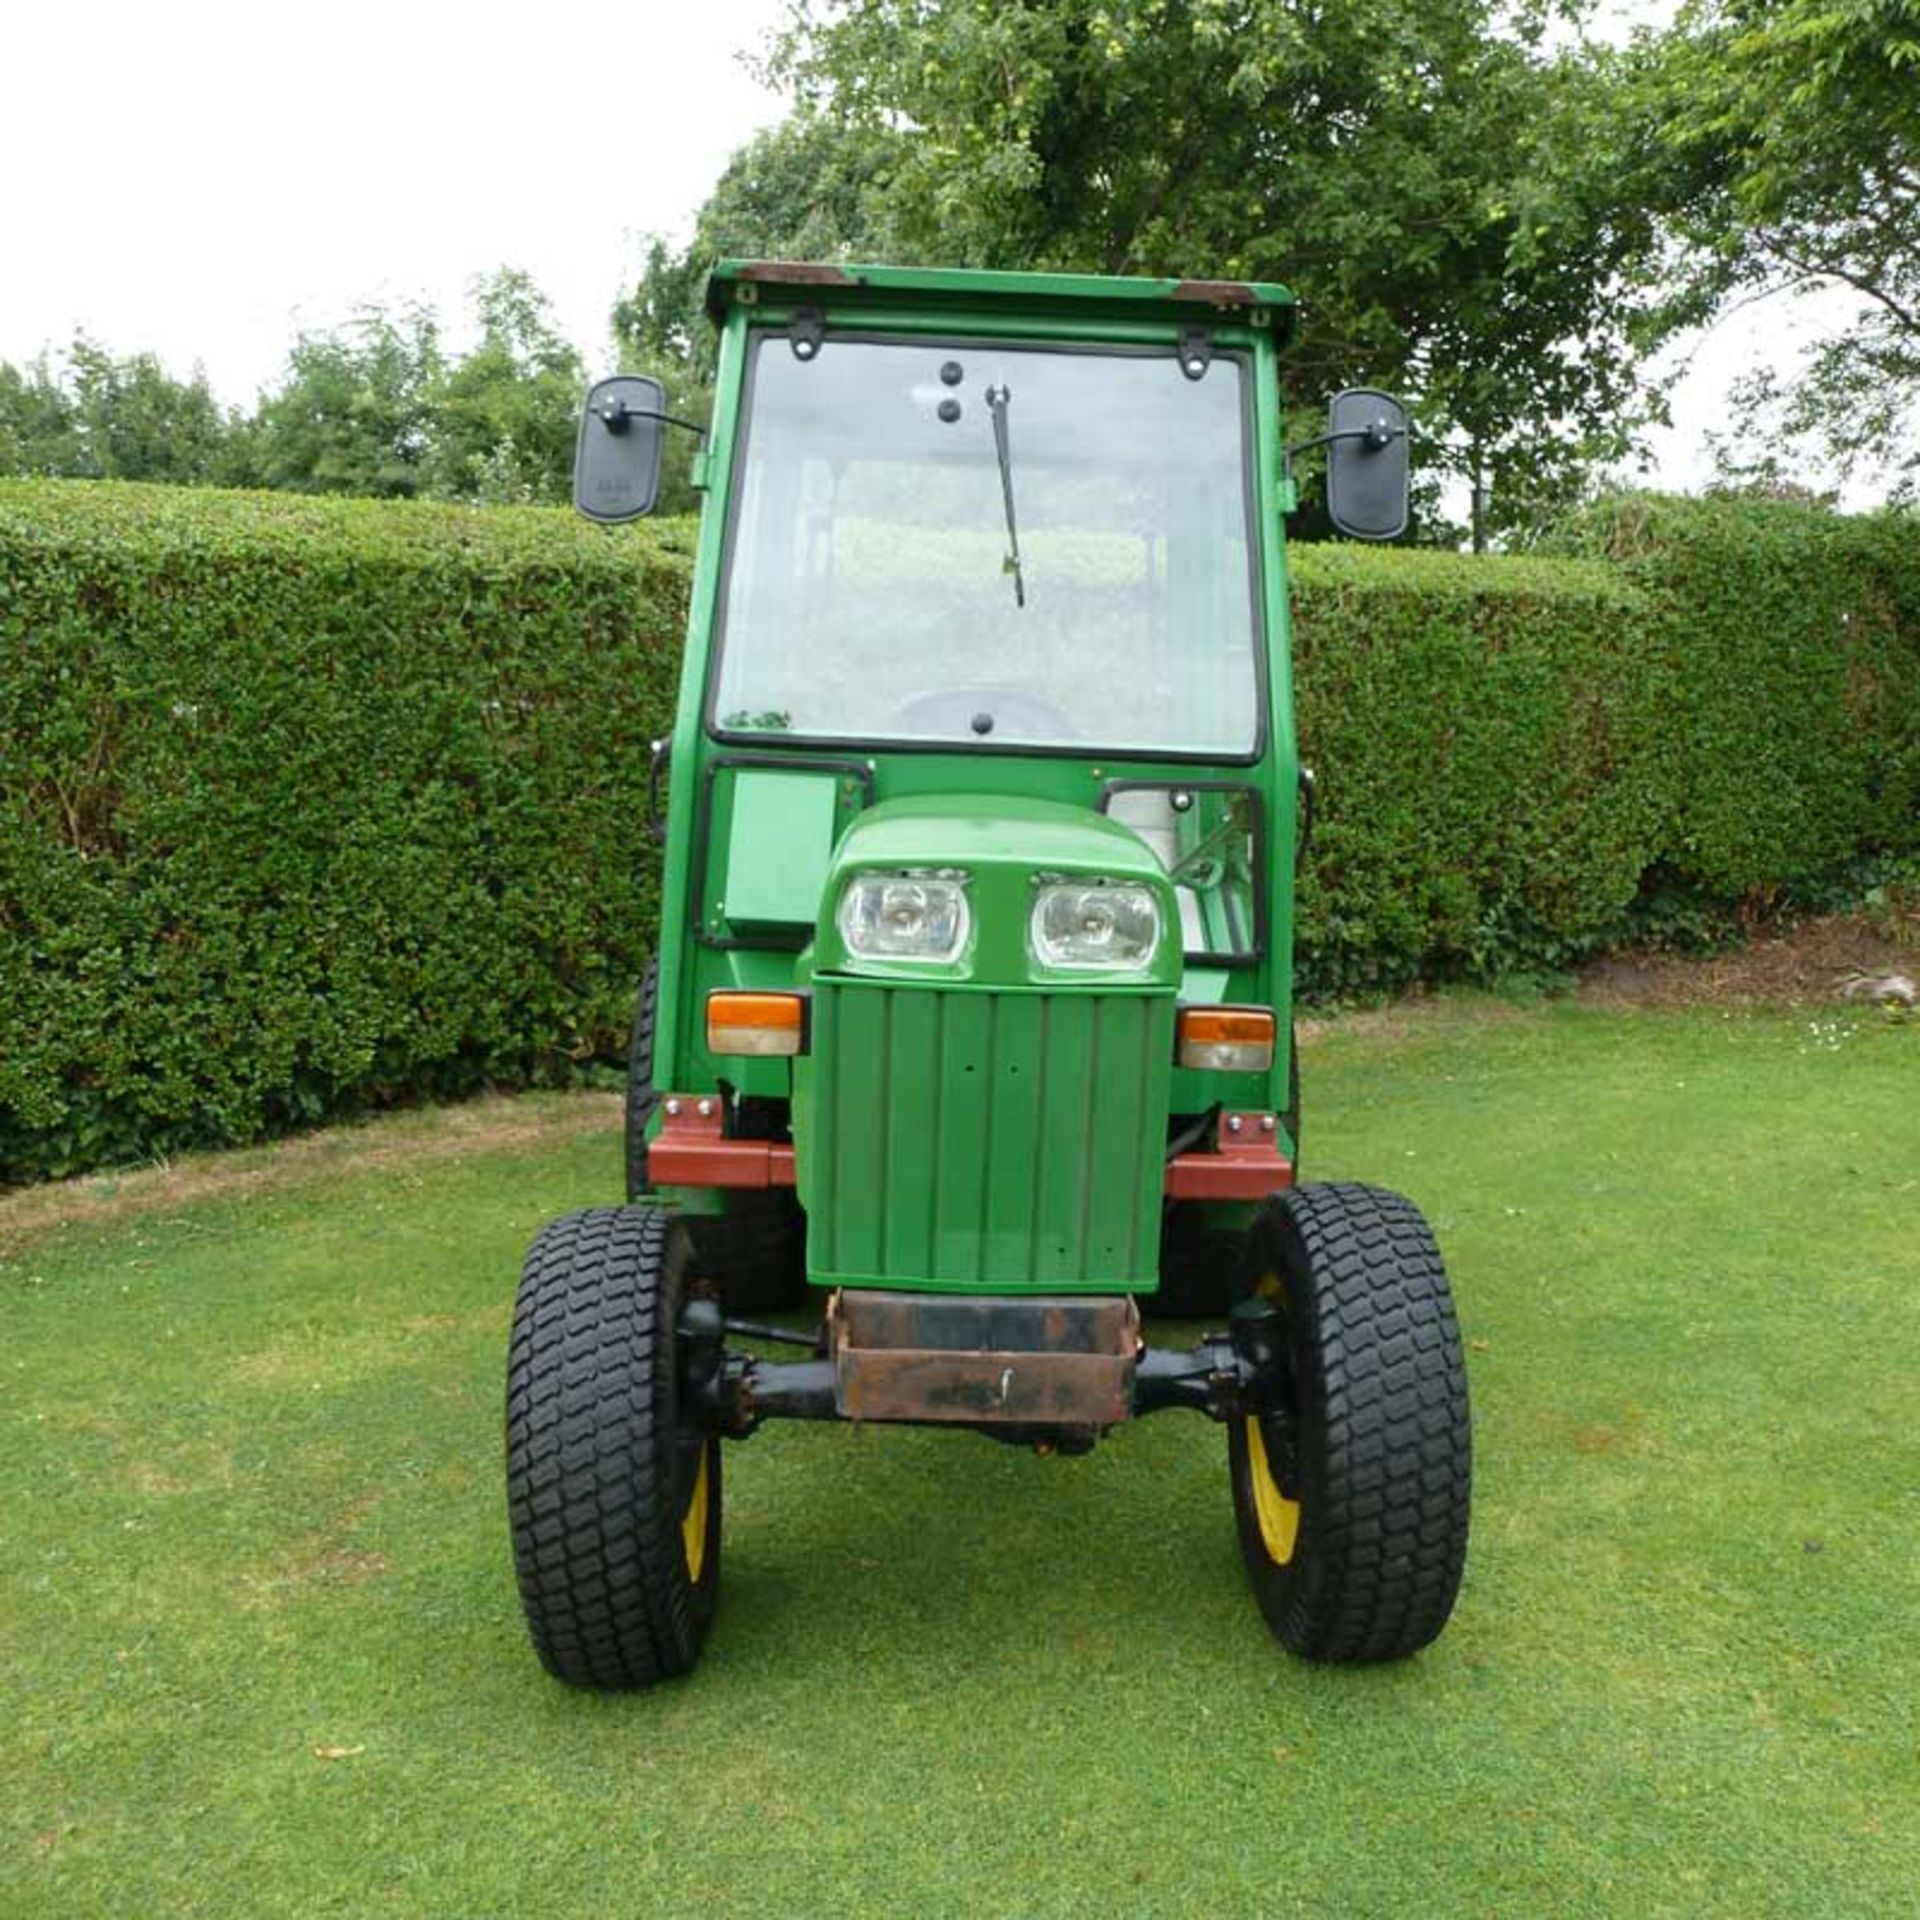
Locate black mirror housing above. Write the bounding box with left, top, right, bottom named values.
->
left=1324, top=388, right=1409, bottom=542
left=574, top=375, right=667, bottom=522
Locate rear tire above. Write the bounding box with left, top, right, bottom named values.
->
left=505, top=1206, right=721, bottom=1689
left=624, top=961, right=807, bottom=1315
left=1228, top=1182, right=1471, bottom=1662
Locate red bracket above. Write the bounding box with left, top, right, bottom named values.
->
left=648, top=1095, right=797, bottom=1190
left=650, top=1096, right=1285, bottom=1201
left=1163, top=1111, right=1294, bottom=1201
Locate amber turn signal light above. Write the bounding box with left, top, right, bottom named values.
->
left=707, top=991, right=808, bottom=1058
left=1176, top=1006, right=1275, bottom=1072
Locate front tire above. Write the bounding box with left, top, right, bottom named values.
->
left=1229, top=1182, right=1471, bottom=1662
left=505, top=1206, right=721, bottom=1688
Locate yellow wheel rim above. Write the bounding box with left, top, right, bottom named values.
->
left=1244, top=1269, right=1300, bottom=1565
left=680, top=1444, right=711, bottom=1582
left=1245, top=1416, right=1301, bottom=1567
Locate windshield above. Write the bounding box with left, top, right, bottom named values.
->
left=710, top=337, right=1262, bottom=756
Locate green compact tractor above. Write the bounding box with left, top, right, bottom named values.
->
left=506, top=262, right=1471, bottom=1687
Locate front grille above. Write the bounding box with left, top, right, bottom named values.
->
left=807, top=981, right=1173, bottom=1289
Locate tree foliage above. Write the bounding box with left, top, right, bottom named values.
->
left=0, top=339, right=240, bottom=486
left=252, top=304, right=446, bottom=498
left=1653, top=0, right=1920, bottom=492
left=614, top=0, right=1684, bottom=545
left=0, top=270, right=592, bottom=507
left=424, top=270, right=588, bottom=505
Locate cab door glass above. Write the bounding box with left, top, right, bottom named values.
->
left=1105, top=786, right=1259, bottom=959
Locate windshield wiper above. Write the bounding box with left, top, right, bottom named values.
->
left=985, top=383, right=1026, bottom=609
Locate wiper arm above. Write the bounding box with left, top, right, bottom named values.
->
left=985, top=383, right=1026, bottom=609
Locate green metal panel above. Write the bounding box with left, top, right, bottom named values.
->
left=651, top=307, right=750, bottom=1103
left=1251, top=329, right=1299, bottom=1135
left=721, top=768, right=839, bottom=931
left=808, top=981, right=1172, bottom=1293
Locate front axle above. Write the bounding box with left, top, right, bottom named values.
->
left=679, top=1289, right=1288, bottom=1445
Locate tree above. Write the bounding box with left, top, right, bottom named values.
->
left=724, top=0, right=1684, bottom=545
left=4, top=277, right=596, bottom=506
left=426, top=269, right=586, bottom=505
left=252, top=305, right=445, bottom=497
left=613, top=117, right=909, bottom=514
left=0, top=337, right=240, bottom=485
left=249, top=277, right=593, bottom=504
left=0, top=354, right=80, bottom=477
left=1652, top=0, right=1920, bottom=493
left=615, top=115, right=909, bottom=382
left=65, top=338, right=237, bottom=484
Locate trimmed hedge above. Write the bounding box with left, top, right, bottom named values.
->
left=1, top=482, right=690, bottom=1180
left=1550, top=495, right=1920, bottom=906
left=1288, top=499, right=1920, bottom=993
left=2, top=482, right=1915, bottom=1182
left=1288, top=547, right=1668, bottom=995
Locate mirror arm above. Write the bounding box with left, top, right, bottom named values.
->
left=1282, top=422, right=1409, bottom=495
left=1285, top=422, right=1408, bottom=461
left=594, top=400, right=707, bottom=441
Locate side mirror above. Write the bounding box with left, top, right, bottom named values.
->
left=1324, top=388, right=1409, bottom=542
left=573, top=374, right=666, bottom=522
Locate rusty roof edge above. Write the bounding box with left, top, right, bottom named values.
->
left=703, top=260, right=1296, bottom=331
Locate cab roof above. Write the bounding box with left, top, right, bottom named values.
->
left=704, top=260, right=1297, bottom=341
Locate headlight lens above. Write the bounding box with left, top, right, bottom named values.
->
left=837, top=872, right=971, bottom=963
left=1031, top=881, right=1162, bottom=971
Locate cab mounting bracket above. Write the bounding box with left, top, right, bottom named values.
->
left=790, top=308, right=825, bottom=362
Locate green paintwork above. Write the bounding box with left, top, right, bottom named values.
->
left=641, top=262, right=1302, bottom=1294
left=721, top=769, right=839, bottom=931
left=799, top=983, right=1171, bottom=1293
left=793, top=796, right=1179, bottom=1286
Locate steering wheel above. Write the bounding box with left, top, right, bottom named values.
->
left=889, top=687, right=1078, bottom=741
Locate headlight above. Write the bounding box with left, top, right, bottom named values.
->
left=837, top=872, right=971, bottom=963
left=1030, top=881, right=1162, bottom=971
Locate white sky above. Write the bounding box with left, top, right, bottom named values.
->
left=0, top=0, right=1868, bottom=503
left=0, top=0, right=790, bottom=396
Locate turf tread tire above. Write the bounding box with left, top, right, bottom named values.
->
left=622, top=969, right=660, bottom=1203
left=505, top=1206, right=719, bottom=1689
left=1231, top=1181, right=1471, bottom=1663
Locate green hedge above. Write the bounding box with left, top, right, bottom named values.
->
left=1550, top=495, right=1920, bottom=906
left=3, top=482, right=1915, bottom=1182
left=1288, top=547, right=1668, bottom=995
left=0, top=482, right=689, bottom=1181
left=1288, top=500, right=1920, bottom=993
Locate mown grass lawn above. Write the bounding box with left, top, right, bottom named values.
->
left=3, top=1000, right=1915, bottom=1918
